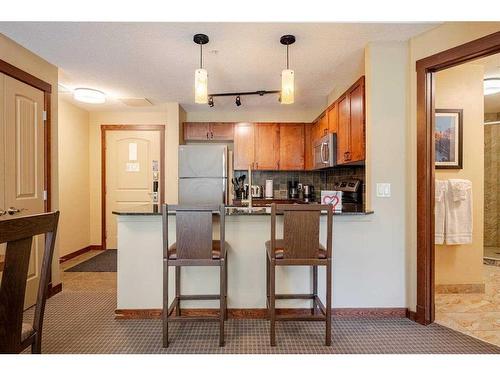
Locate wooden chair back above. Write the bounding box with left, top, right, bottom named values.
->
left=0, top=211, right=60, bottom=353
left=270, top=204, right=332, bottom=259
left=162, top=204, right=225, bottom=260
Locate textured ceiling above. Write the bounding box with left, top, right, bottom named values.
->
left=0, top=22, right=438, bottom=112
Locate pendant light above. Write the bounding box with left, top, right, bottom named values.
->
left=194, top=34, right=209, bottom=104
left=280, top=35, right=296, bottom=104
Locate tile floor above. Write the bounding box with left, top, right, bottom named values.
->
left=435, top=264, right=500, bottom=347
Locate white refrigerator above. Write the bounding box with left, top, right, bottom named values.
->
left=178, top=145, right=228, bottom=205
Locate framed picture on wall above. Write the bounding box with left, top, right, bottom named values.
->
left=435, top=109, right=463, bottom=169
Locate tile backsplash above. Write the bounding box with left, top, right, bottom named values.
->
left=234, top=166, right=365, bottom=203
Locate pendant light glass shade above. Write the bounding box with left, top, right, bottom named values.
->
left=281, top=69, right=294, bottom=104
left=195, top=68, right=208, bottom=104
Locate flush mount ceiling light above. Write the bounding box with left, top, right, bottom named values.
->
left=73, top=88, right=106, bottom=104
left=280, top=34, right=296, bottom=105
left=484, top=78, right=500, bottom=95
left=194, top=33, right=209, bottom=104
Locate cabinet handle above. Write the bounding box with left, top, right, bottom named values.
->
left=206, top=132, right=209, bottom=139
left=211, top=131, right=214, bottom=139
left=255, top=162, right=258, bottom=169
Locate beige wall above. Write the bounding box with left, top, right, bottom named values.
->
left=88, top=105, right=181, bottom=245
left=0, top=33, right=61, bottom=284
left=185, top=109, right=319, bottom=123
left=484, top=123, right=500, bottom=247
left=406, top=22, right=500, bottom=309
left=58, top=99, right=91, bottom=256
left=434, top=64, right=484, bottom=285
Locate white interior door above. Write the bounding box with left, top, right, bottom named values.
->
left=1, top=73, right=46, bottom=308
left=105, top=130, right=161, bottom=249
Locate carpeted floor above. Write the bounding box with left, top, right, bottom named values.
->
left=23, top=291, right=500, bottom=354
left=65, top=250, right=117, bottom=272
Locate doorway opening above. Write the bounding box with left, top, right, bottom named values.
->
left=416, top=31, right=500, bottom=345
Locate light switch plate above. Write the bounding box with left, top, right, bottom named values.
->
left=376, top=183, right=391, bottom=197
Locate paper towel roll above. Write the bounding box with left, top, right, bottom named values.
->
left=265, top=180, right=273, bottom=198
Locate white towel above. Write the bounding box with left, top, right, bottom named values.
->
left=434, top=180, right=447, bottom=245
left=445, top=179, right=473, bottom=245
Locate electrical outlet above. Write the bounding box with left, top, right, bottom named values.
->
left=376, top=183, right=391, bottom=198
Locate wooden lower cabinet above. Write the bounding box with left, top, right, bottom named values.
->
left=233, top=123, right=255, bottom=170
left=254, top=123, right=280, bottom=170
left=279, top=123, right=304, bottom=170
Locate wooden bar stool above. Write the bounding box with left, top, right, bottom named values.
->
left=162, top=204, right=227, bottom=347
left=0, top=212, right=60, bottom=353
left=265, top=203, right=332, bottom=346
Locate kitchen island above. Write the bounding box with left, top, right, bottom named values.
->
left=113, top=204, right=376, bottom=316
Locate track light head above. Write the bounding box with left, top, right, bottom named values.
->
left=235, top=95, right=241, bottom=106
left=208, top=96, right=214, bottom=107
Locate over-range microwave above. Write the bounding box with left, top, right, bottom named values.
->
left=313, top=133, right=337, bottom=169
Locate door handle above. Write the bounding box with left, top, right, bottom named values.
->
left=7, top=207, right=24, bottom=215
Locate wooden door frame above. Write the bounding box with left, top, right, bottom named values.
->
left=0, top=59, right=52, bottom=212
left=101, top=124, right=166, bottom=250
left=415, top=31, right=500, bottom=325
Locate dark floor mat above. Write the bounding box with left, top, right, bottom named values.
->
left=65, top=250, right=116, bottom=272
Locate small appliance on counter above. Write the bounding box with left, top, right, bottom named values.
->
left=302, top=185, right=315, bottom=203
left=251, top=185, right=263, bottom=198
left=265, top=180, right=274, bottom=198
left=333, top=178, right=363, bottom=211
left=287, top=181, right=299, bottom=199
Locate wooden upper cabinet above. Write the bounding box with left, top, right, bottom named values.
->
left=304, top=123, right=313, bottom=170
left=318, top=112, right=329, bottom=137
left=327, top=103, right=338, bottom=134
left=183, top=122, right=234, bottom=141
left=348, top=80, right=365, bottom=163
left=233, top=123, right=255, bottom=170
left=184, top=122, right=211, bottom=141
left=279, top=123, right=304, bottom=170
left=254, top=123, right=280, bottom=170
left=336, top=76, right=365, bottom=165
left=337, top=94, right=351, bottom=164
left=210, top=122, right=234, bottom=141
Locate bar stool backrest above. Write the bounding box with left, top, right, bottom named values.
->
left=0, top=211, right=60, bottom=353
left=163, top=204, right=225, bottom=260
left=271, top=204, right=332, bottom=259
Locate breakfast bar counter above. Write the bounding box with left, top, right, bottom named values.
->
left=113, top=204, right=375, bottom=313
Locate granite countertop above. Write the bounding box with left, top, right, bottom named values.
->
left=112, top=204, right=374, bottom=216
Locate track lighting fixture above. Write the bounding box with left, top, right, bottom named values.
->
left=194, top=33, right=209, bottom=104
left=235, top=95, right=241, bottom=106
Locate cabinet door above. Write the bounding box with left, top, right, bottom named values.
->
left=184, top=122, right=210, bottom=141
left=319, top=112, right=328, bottom=137
left=233, top=122, right=255, bottom=170
left=255, top=123, right=280, bottom=170
left=337, top=94, right=350, bottom=164
left=327, top=103, right=338, bottom=134
left=304, top=123, right=313, bottom=170
left=279, top=123, right=304, bottom=170
left=210, top=122, right=234, bottom=141
left=349, top=82, right=365, bottom=162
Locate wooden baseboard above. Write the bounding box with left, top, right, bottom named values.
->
left=435, top=283, right=485, bottom=294
left=59, top=245, right=102, bottom=263
left=406, top=309, right=417, bottom=322
left=115, top=307, right=408, bottom=320
left=47, top=282, right=62, bottom=298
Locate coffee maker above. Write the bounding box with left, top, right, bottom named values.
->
left=288, top=181, right=299, bottom=199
